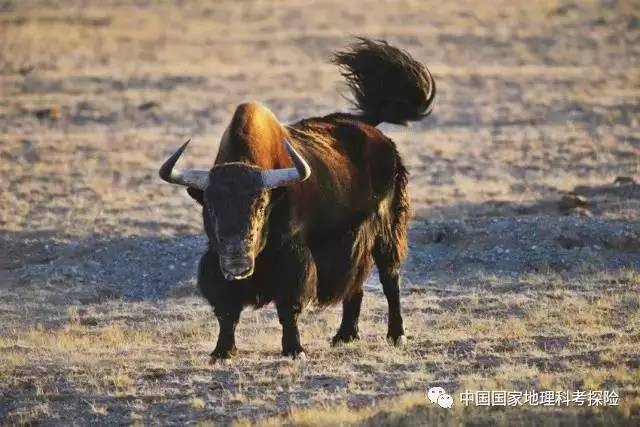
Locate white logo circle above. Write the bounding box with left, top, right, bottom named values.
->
left=427, top=386, right=446, bottom=403
left=428, top=387, right=453, bottom=409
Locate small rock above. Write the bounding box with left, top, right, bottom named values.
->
left=18, top=65, right=34, bottom=76
left=33, top=107, right=61, bottom=121
left=138, top=101, right=159, bottom=111
left=614, top=176, right=636, bottom=186
left=80, top=317, right=99, bottom=326
left=559, top=192, right=589, bottom=210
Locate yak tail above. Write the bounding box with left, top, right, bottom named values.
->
left=332, top=38, right=436, bottom=126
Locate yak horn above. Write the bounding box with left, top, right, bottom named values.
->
left=422, top=65, right=437, bottom=117
left=159, top=139, right=210, bottom=190
left=260, top=139, right=311, bottom=189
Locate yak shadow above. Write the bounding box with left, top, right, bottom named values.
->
left=0, top=228, right=207, bottom=314
left=2, top=182, right=639, bottom=318
left=403, top=182, right=640, bottom=290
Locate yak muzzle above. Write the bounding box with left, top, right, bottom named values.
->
left=219, top=253, right=254, bottom=281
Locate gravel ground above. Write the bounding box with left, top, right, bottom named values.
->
left=1, top=0, right=639, bottom=424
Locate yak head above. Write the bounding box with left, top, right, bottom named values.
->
left=159, top=137, right=310, bottom=281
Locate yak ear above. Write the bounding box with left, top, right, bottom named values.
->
left=186, top=188, right=204, bottom=206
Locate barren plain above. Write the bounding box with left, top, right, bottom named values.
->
left=1, top=0, right=639, bottom=425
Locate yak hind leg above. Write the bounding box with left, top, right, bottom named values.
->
left=373, top=160, right=410, bottom=346
left=373, top=238, right=407, bottom=346
left=330, top=226, right=374, bottom=346
left=332, top=289, right=363, bottom=345
left=198, top=250, right=243, bottom=363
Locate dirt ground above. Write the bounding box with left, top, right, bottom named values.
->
left=1, top=0, right=639, bottom=425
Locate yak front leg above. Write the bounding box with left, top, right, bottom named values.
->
left=276, top=302, right=306, bottom=359
left=198, top=250, right=243, bottom=363
left=211, top=305, right=242, bottom=362
left=274, top=242, right=316, bottom=359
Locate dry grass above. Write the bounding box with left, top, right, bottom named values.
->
left=246, top=391, right=638, bottom=427
left=1, top=0, right=639, bottom=424
left=1, top=269, right=639, bottom=424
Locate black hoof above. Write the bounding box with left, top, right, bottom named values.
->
left=282, top=346, right=307, bottom=360
left=331, top=332, right=360, bottom=346
left=386, top=334, right=407, bottom=346
left=209, top=346, right=237, bottom=365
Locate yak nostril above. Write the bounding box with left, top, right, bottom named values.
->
left=220, top=256, right=254, bottom=280
left=227, top=261, right=250, bottom=274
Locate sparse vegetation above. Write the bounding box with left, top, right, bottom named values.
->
left=1, top=0, right=639, bottom=425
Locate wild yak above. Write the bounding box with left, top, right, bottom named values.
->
left=159, top=38, right=435, bottom=361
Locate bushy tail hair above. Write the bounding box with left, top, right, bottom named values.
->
left=332, top=38, right=436, bottom=126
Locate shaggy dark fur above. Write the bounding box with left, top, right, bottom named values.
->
left=183, top=38, right=435, bottom=361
